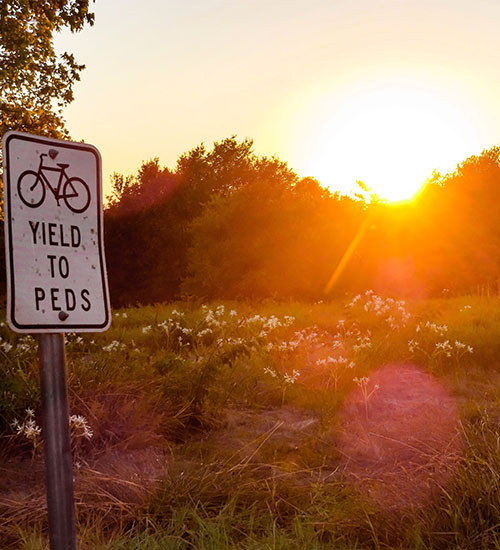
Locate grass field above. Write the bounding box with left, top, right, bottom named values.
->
left=2, top=293, right=500, bottom=549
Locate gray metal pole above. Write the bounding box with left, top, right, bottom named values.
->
left=38, top=333, right=77, bottom=550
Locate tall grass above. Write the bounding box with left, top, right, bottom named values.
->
left=3, top=294, right=500, bottom=548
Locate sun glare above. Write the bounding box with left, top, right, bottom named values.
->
left=299, top=82, right=481, bottom=202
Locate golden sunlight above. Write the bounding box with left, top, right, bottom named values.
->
left=301, top=83, right=481, bottom=202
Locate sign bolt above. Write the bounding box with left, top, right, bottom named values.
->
left=58, top=311, right=69, bottom=321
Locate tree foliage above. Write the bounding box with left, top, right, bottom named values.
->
left=104, top=140, right=500, bottom=305
left=182, top=176, right=364, bottom=299
left=413, top=146, right=500, bottom=293
left=105, top=137, right=279, bottom=305
left=0, top=0, right=95, bottom=139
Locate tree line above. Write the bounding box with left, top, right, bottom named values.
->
left=105, top=138, right=500, bottom=305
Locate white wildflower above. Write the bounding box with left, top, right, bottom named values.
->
left=435, top=340, right=452, bottom=357
left=102, top=340, right=126, bottom=352
left=264, top=367, right=277, bottom=378
left=283, top=369, right=300, bottom=384
left=408, top=339, right=419, bottom=353
left=12, top=409, right=42, bottom=448
left=424, top=321, right=448, bottom=336
left=0, top=340, right=13, bottom=353
left=69, top=415, right=93, bottom=439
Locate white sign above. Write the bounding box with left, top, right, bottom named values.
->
left=2, top=131, right=111, bottom=333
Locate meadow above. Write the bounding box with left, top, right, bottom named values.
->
left=2, top=293, right=500, bottom=549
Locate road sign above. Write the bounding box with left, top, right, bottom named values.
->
left=2, top=131, right=111, bottom=333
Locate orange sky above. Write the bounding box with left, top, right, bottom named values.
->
left=54, top=0, right=500, bottom=200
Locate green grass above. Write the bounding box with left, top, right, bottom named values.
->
left=4, top=293, right=500, bottom=548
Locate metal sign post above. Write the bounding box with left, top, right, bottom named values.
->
left=2, top=131, right=111, bottom=549
left=39, top=333, right=76, bottom=550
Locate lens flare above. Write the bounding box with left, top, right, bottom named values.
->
left=337, top=363, right=462, bottom=511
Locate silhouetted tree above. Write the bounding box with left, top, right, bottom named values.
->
left=105, top=138, right=290, bottom=305
left=415, top=146, right=500, bottom=294
left=182, top=174, right=365, bottom=300
left=105, top=139, right=500, bottom=305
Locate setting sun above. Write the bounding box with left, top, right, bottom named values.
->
left=298, top=81, right=482, bottom=202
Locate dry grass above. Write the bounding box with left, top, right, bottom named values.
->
left=3, top=297, right=500, bottom=548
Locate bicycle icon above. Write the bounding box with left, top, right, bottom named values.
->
left=17, top=150, right=91, bottom=214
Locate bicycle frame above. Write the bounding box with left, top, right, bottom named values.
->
left=36, top=154, right=68, bottom=200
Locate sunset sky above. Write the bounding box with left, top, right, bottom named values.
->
left=54, top=0, right=500, bottom=201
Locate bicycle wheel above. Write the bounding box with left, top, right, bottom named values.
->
left=63, top=177, right=91, bottom=213
left=17, top=170, right=46, bottom=208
